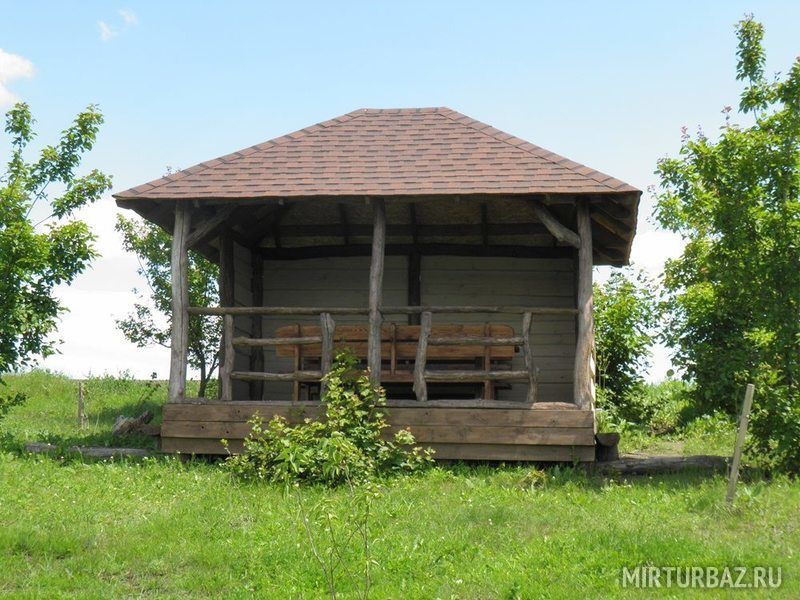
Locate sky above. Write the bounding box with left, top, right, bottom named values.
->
left=2, top=1, right=799, bottom=381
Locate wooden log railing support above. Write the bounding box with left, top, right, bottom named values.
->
left=424, top=370, right=530, bottom=382
left=319, top=312, right=335, bottom=396
left=217, top=233, right=234, bottom=399
left=522, top=311, right=537, bottom=404
left=368, top=198, right=386, bottom=389
left=574, top=203, right=595, bottom=410
left=428, top=336, right=524, bottom=346
left=292, top=323, right=301, bottom=402
left=413, top=311, right=432, bottom=402
left=232, top=370, right=324, bottom=382
left=168, top=203, right=191, bottom=403
left=234, top=336, right=322, bottom=347
left=250, top=250, right=264, bottom=399
left=220, top=314, right=234, bottom=401
left=483, top=322, right=493, bottom=401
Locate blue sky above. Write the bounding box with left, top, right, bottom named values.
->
left=2, top=1, right=799, bottom=379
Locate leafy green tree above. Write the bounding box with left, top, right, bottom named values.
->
left=115, top=216, right=220, bottom=397
left=594, top=269, right=659, bottom=421
left=655, top=16, right=800, bottom=472
left=0, top=103, right=111, bottom=383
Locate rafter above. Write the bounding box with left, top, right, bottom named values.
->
left=529, top=201, right=580, bottom=248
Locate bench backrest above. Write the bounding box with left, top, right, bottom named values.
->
left=274, top=323, right=515, bottom=361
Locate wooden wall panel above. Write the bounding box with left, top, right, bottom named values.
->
left=160, top=402, right=595, bottom=462
left=254, top=256, right=576, bottom=403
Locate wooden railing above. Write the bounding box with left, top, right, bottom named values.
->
left=188, top=305, right=578, bottom=403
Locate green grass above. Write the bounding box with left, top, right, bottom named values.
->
left=1, top=371, right=797, bottom=598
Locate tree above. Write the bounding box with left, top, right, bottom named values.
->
left=654, top=16, right=800, bottom=472
left=115, top=216, right=220, bottom=397
left=594, top=269, right=659, bottom=420
left=0, top=102, right=111, bottom=380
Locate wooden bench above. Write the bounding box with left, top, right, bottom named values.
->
left=274, top=323, right=517, bottom=401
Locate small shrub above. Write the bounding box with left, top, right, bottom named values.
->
left=0, top=388, right=25, bottom=423
left=224, top=350, right=433, bottom=486
left=597, top=380, right=691, bottom=435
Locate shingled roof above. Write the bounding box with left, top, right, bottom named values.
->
left=114, top=107, right=639, bottom=201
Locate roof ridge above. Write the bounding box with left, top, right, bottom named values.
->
left=436, top=108, right=622, bottom=192
left=123, top=110, right=370, bottom=196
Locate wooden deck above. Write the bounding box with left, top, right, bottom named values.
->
left=160, top=400, right=596, bottom=462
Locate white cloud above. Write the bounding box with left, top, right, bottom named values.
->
left=98, top=9, right=138, bottom=42
left=629, top=228, right=685, bottom=278
left=98, top=20, right=118, bottom=42
left=0, top=48, right=34, bottom=107
left=119, top=8, right=138, bottom=26
left=40, top=197, right=175, bottom=379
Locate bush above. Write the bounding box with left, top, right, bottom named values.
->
left=224, top=351, right=433, bottom=485
left=654, top=17, right=800, bottom=473
left=597, top=380, right=690, bottom=435
left=594, top=269, right=659, bottom=412
left=0, top=388, right=25, bottom=423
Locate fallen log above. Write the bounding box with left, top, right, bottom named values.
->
left=25, top=443, right=156, bottom=459
left=111, top=410, right=155, bottom=437
left=595, top=454, right=729, bottom=476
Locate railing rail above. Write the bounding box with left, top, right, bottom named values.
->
left=202, top=305, right=570, bottom=402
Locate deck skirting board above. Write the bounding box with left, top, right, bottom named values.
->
left=160, top=402, right=595, bottom=462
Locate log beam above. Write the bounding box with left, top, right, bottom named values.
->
left=186, top=205, right=237, bottom=248
left=260, top=244, right=574, bottom=261
left=367, top=198, right=386, bottom=388
left=169, top=203, right=191, bottom=403
left=574, top=203, right=595, bottom=409
left=530, top=201, right=581, bottom=248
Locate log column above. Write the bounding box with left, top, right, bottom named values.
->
left=407, top=252, right=421, bottom=326
left=169, top=203, right=191, bottom=403
left=574, top=203, right=595, bottom=410
left=217, top=233, right=234, bottom=399
left=249, top=250, right=264, bottom=399
left=368, top=198, right=386, bottom=388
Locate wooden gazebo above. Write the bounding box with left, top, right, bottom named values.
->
left=114, top=107, right=640, bottom=461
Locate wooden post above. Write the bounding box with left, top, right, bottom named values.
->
left=367, top=198, right=386, bottom=389
left=727, top=383, right=755, bottom=504
left=522, top=311, right=537, bottom=404
left=169, top=203, right=191, bottom=403
left=77, top=381, right=86, bottom=428
left=217, top=233, right=234, bottom=399
left=220, top=314, right=234, bottom=401
left=408, top=253, right=421, bottom=326
left=249, top=250, right=264, bottom=399
left=574, top=203, right=594, bottom=410
left=413, top=311, right=432, bottom=402
left=482, top=323, right=493, bottom=400
left=319, top=312, right=335, bottom=397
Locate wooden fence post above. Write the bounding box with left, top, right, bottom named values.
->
left=726, top=383, right=755, bottom=504
left=77, top=381, right=86, bottom=428
left=367, top=198, right=386, bottom=389
left=168, top=203, right=191, bottom=403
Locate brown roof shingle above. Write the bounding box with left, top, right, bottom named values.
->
left=114, top=107, right=639, bottom=200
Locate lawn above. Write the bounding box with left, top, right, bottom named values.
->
left=1, top=371, right=797, bottom=598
